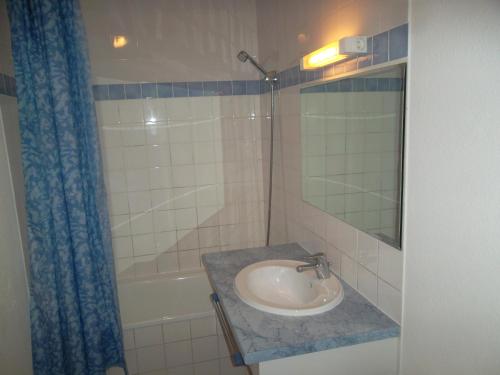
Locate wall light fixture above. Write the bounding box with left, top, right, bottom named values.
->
left=301, top=36, right=368, bottom=70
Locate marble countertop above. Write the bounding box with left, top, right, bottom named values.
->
left=202, top=243, right=400, bottom=364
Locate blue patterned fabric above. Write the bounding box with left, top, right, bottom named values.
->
left=6, top=0, right=126, bottom=374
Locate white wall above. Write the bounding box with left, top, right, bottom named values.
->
left=81, top=0, right=261, bottom=83
left=400, top=1, right=500, bottom=374
left=0, top=104, right=32, bottom=374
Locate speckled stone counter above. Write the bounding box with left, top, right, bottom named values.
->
left=202, top=243, right=400, bottom=365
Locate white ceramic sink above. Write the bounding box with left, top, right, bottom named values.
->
left=234, top=259, right=344, bottom=316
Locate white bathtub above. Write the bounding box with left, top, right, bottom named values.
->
left=112, top=271, right=245, bottom=375
left=118, top=270, right=214, bottom=329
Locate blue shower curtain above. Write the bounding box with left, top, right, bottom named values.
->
left=7, top=0, right=126, bottom=374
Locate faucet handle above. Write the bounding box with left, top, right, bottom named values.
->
left=304, top=252, right=326, bottom=260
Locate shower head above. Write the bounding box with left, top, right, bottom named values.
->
left=237, top=50, right=249, bottom=62
left=236, top=50, right=278, bottom=82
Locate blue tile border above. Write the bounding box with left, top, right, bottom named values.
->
left=0, top=73, right=17, bottom=97
left=373, top=31, right=389, bottom=65
left=300, top=77, right=404, bottom=94
left=91, top=23, right=408, bottom=101
left=389, top=24, right=408, bottom=61
left=92, top=79, right=264, bottom=101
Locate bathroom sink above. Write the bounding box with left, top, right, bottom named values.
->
left=234, top=259, right=344, bottom=316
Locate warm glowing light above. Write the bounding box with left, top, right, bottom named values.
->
left=301, top=41, right=348, bottom=70
left=113, top=35, right=128, bottom=48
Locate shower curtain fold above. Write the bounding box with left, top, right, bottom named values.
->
left=6, top=0, right=126, bottom=374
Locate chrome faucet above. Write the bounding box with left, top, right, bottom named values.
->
left=296, top=253, right=331, bottom=279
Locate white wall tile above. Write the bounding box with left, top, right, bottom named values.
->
left=151, top=189, right=175, bottom=210
left=136, top=345, right=165, bottom=373
left=122, top=128, right=146, bottom=146
left=101, top=128, right=123, bottom=148
left=172, top=165, right=196, bottom=187
left=177, top=229, right=199, bottom=250
left=109, top=193, right=129, bottom=215
left=325, top=242, right=341, bottom=276
left=125, top=350, right=138, bottom=374
left=147, top=127, right=169, bottom=146
left=133, top=255, right=157, bottom=276
left=115, top=258, right=134, bottom=279
left=153, top=210, right=176, bottom=232
left=190, top=98, right=213, bottom=120
left=217, top=336, right=229, bottom=358
left=171, top=143, right=194, bottom=165
left=168, top=122, right=192, bottom=142
left=357, top=266, right=378, bottom=304
left=378, top=242, right=403, bottom=290
left=155, top=230, right=177, bottom=252
left=130, top=212, right=154, bottom=235
left=165, top=340, right=192, bottom=368
left=132, top=234, right=156, bottom=256
left=219, top=357, right=247, bottom=375
left=193, top=122, right=215, bottom=142
left=173, top=187, right=197, bottom=209
left=157, top=252, right=179, bottom=273
left=192, top=336, right=219, bottom=363
left=126, top=169, right=150, bottom=191
left=175, top=208, right=198, bottom=230
left=108, top=171, right=128, bottom=193
left=149, top=167, right=173, bottom=189
left=134, top=326, right=163, bottom=348
left=357, top=231, right=379, bottom=274
left=104, top=148, right=124, bottom=170
left=340, top=254, right=357, bottom=288
left=194, top=360, right=219, bottom=375
left=113, top=236, right=133, bottom=258
left=378, top=278, right=402, bottom=324
left=123, top=146, right=149, bottom=169
left=195, top=164, right=217, bottom=186
left=119, top=100, right=145, bottom=124
left=143, top=99, right=167, bottom=124
left=168, top=365, right=194, bottom=375
left=168, top=99, right=191, bottom=121
left=96, top=101, right=120, bottom=124
left=190, top=316, right=216, bottom=339
left=196, top=186, right=218, bottom=207
left=110, top=215, right=131, bottom=237
left=163, top=321, right=190, bottom=343
left=325, top=216, right=338, bottom=245
left=198, top=227, right=220, bottom=248
left=335, top=220, right=357, bottom=257
left=178, top=249, right=200, bottom=270
left=123, top=329, right=135, bottom=350
left=197, top=206, right=220, bottom=227
left=128, top=191, right=152, bottom=213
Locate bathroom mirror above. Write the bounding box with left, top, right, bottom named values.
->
left=300, top=64, right=406, bottom=249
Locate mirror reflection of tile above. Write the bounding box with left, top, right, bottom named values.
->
left=300, top=64, right=406, bottom=248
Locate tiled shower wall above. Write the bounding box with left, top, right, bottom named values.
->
left=97, top=94, right=267, bottom=278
